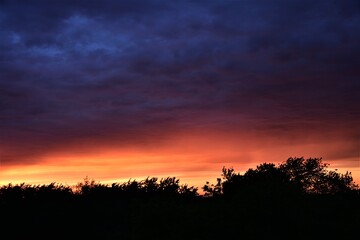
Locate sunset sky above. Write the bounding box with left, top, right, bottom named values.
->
left=1, top=0, right=359, bottom=188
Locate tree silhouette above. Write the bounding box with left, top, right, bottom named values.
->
left=204, top=157, right=358, bottom=197
left=203, top=177, right=222, bottom=197
left=279, top=157, right=358, bottom=194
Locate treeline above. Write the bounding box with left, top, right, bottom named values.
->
left=0, top=176, right=198, bottom=203
left=1, top=157, right=358, bottom=200
left=1, top=157, right=359, bottom=239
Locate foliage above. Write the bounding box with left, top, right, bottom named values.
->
left=72, top=176, right=198, bottom=198
left=203, top=157, right=359, bottom=197
left=279, top=157, right=358, bottom=194
left=0, top=182, right=73, bottom=202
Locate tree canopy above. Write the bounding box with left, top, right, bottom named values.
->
left=203, top=157, right=358, bottom=197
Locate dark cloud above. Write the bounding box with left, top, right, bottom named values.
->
left=1, top=0, right=359, bottom=165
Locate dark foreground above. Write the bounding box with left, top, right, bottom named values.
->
left=1, top=193, right=359, bottom=239
left=2, top=158, right=359, bottom=239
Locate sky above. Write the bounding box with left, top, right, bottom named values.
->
left=0, top=0, right=359, bottom=188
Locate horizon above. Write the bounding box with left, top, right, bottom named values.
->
left=1, top=156, right=358, bottom=190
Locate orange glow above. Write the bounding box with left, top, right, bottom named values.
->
left=1, top=130, right=359, bottom=188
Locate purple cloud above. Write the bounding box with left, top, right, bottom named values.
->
left=0, top=0, right=359, bottom=166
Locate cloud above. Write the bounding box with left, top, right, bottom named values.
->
left=0, top=0, right=359, bottom=167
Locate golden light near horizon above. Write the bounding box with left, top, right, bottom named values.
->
left=1, top=131, right=359, bottom=188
